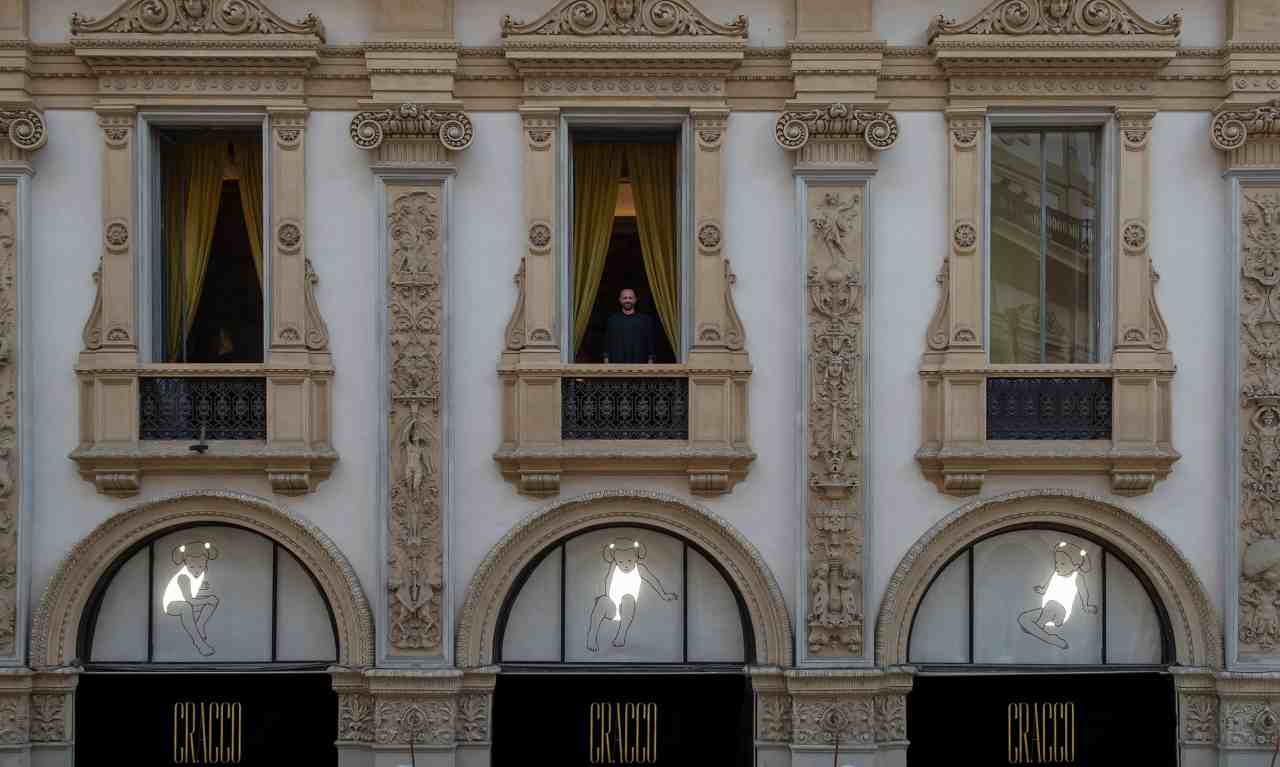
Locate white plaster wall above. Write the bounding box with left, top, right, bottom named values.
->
left=873, top=0, right=1224, bottom=47
left=24, top=110, right=380, bottom=640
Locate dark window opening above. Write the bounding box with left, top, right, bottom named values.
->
left=570, top=134, right=680, bottom=364
left=158, top=132, right=264, bottom=364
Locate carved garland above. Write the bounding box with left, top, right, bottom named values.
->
left=805, top=192, right=864, bottom=656
left=501, top=0, right=747, bottom=38
left=1239, top=191, right=1280, bottom=655
left=350, top=104, right=474, bottom=153
left=775, top=105, right=899, bottom=153
left=70, top=0, right=325, bottom=38
left=387, top=190, right=445, bottom=654
left=1212, top=100, right=1280, bottom=152
left=928, top=0, right=1181, bottom=40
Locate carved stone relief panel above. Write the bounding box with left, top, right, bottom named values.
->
left=70, top=0, right=325, bottom=37
left=804, top=186, right=865, bottom=658
left=0, top=188, right=17, bottom=658
left=501, top=0, right=748, bottom=38
left=1239, top=189, right=1280, bottom=658
left=386, top=186, right=445, bottom=656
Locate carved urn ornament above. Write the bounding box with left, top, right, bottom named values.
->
left=70, top=0, right=326, bottom=37
left=928, top=0, right=1181, bottom=39
left=501, top=0, right=748, bottom=37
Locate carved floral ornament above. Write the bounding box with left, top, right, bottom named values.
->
left=1211, top=100, right=1280, bottom=152
left=501, top=0, right=747, bottom=38
left=349, top=104, right=474, bottom=153
left=928, top=0, right=1181, bottom=40
left=70, top=0, right=325, bottom=38
left=775, top=105, right=900, bottom=153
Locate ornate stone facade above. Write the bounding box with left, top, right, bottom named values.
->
left=501, top=0, right=748, bottom=38
left=70, top=0, right=324, bottom=37
left=804, top=189, right=865, bottom=657
left=1239, top=190, right=1280, bottom=656
left=928, top=0, right=1182, bottom=39
left=386, top=189, right=446, bottom=655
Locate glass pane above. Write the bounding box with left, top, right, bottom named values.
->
left=1043, top=131, right=1098, bottom=363
left=91, top=548, right=149, bottom=662
left=990, top=131, right=1044, bottom=363
left=275, top=548, right=337, bottom=662
left=1104, top=553, right=1162, bottom=664
left=501, top=546, right=563, bottom=662
left=686, top=548, right=745, bottom=662
left=908, top=552, right=969, bottom=663
left=973, top=530, right=1103, bottom=664
left=151, top=526, right=273, bottom=662
left=563, top=527, right=683, bottom=663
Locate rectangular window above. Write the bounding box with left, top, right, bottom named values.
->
left=569, top=129, right=681, bottom=364
left=989, top=128, right=1099, bottom=364
left=155, top=129, right=264, bottom=364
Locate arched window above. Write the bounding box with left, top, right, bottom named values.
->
left=909, top=526, right=1170, bottom=666
left=498, top=525, right=748, bottom=665
left=82, top=524, right=336, bottom=666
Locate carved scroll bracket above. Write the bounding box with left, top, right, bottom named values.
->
left=350, top=104, right=474, bottom=155
left=1211, top=99, right=1280, bottom=168
left=776, top=103, right=899, bottom=155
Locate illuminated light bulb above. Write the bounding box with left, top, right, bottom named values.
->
left=179, top=545, right=186, bottom=553
left=1079, top=550, right=1086, bottom=557
left=633, top=541, right=639, bottom=547
left=204, top=542, right=211, bottom=550
left=1057, top=542, right=1066, bottom=548
left=609, top=543, right=615, bottom=549
left=1045, top=621, right=1055, bottom=628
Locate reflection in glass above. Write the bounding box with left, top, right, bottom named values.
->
left=990, top=129, right=1098, bottom=363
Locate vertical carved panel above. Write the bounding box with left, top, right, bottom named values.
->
left=1240, top=189, right=1280, bottom=657
left=946, top=114, right=984, bottom=351
left=0, top=188, right=16, bottom=656
left=804, top=187, right=864, bottom=657
left=386, top=187, right=444, bottom=655
left=96, top=109, right=135, bottom=352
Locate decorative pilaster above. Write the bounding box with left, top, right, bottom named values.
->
left=778, top=103, right=895, bottom=663
left=352, top=104, right=471, bottom=663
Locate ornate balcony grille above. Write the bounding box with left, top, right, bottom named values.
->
left=139, top=377, right=268, bottom=440
left=562, top=377, right=688, bottom=440
left=986, top=377, right=1111, bottom=440
left=991, top=184, right=1093, bottom=254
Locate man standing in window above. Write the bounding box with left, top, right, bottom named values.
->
left=603, top=288, right=656, bottom=364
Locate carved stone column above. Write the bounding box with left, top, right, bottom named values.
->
left=350, top=105, right=473, bottom=670
left=777, top=104, right=898, bottom=664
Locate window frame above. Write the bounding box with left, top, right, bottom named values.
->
left=984, top=111, right=1116, bottom=368
left=558, top=112, right=693, bottom=364
left=135, top=111, right=271, bottom=366
left=906, top=523, right=1174, bottom=671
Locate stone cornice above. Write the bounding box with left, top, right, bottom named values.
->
left=501, top=0, right=747, bottom=38
left=349, top=104, right=474, bottom=152
left=774, top=103, right=899, bottom=151
left=1211, top=99, right=1280, bottom=151
left=929, top=0, right=1181, bottom=41
left=70, top=0, right=324, bottom=40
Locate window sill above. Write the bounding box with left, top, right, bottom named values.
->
left=73, top=362, right=336, bottom=498
left=496, top=359, right=753, bottom=496
left=917, top=363, right=1177, bottom=497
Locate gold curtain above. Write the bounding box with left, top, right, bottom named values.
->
left=236, top=143, right=264, bottom=285
left=164, top=143, right=225, bottom=360
left=571, top=143, right=623, bottom=348
left=624, top=143, right=679, bottom=351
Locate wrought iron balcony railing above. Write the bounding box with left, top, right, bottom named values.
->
left=991, top=185, right=1094, bottom=255
left=139, top=376, right=268, bottom=440
left=562, top=377, right=688, bottom=440
left=986, top=377, right=1111, bottom=440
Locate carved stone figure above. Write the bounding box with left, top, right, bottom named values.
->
left=386, top=190, right=445, bottom=653
left=1240, top=191, right=1280, bottom=656
left=805, top=191, right=864, bottom=656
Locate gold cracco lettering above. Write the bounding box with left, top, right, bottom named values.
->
left=1007, top=701, right=1075, bottom=764
left=589, top=701, right=659, bottom=764
left=172, top=701, right=242, bottom=764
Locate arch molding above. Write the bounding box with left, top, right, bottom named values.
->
left=31, top=491, right=373, bottom=668
left=456, top=489, right=793, bottom=668
left=876, top=489, right=1220, bottom=669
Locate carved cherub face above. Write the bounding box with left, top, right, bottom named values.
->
left=183, top=0, right=207, bottom=19
left=1048, top=0, right=1070, bottom=20
left=615, top=0, right=636, bottom=22
left=605, top=539, right=645, bottom=573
